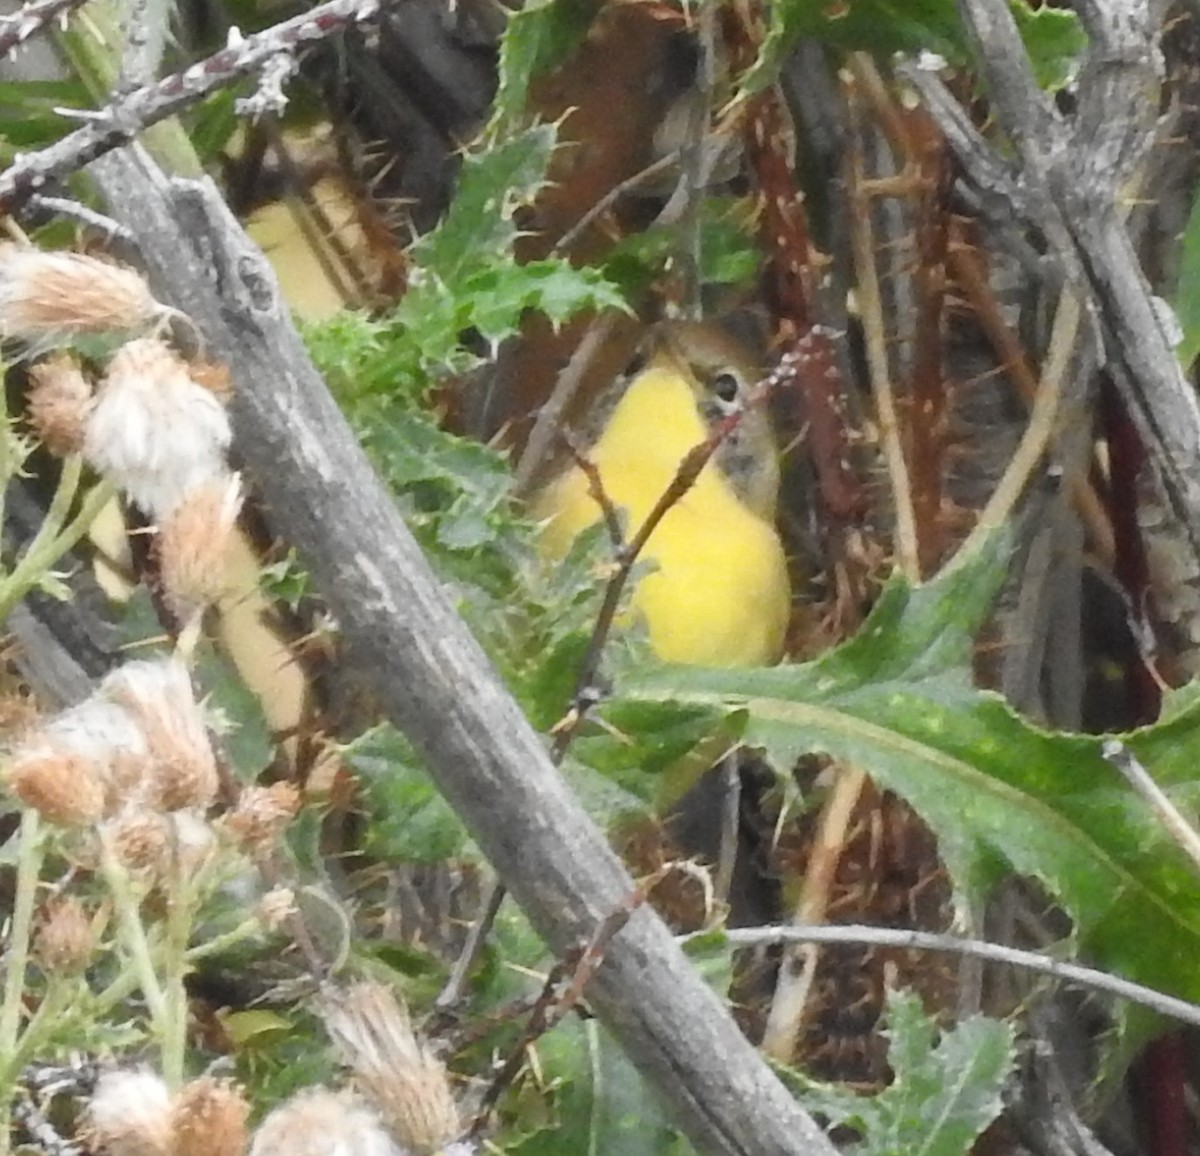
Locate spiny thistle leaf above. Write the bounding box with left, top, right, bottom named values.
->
left=740, top=0, right=1082, bottom=99
left=611, top=542, right=1200, bottom=1006
left=491, top=0, right=599, bottom=135
left=308, top=123, right=630, bottom=388
left=786, top=988, right=1015, bottom=1156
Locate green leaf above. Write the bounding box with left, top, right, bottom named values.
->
left=0, top=79, right=89, bottom=156
left=1172, top=182, right=1200, bottom=372
left=786, top=988, right=1014, bottom=1156
left=307, top=124, right=628, bottom=393
left=602, top=197, right=760, bottom=296
left=614, top=541, right=1200, bottom=1006
left=741, top=0, right=1081, bottom=99
left=346, top=726, right=476, bottom=863
left=506, top=1017, right=693, bottom=1156
left=492, top=0, right=599, bottom=133
left=412, top=123, right=559, bottom=282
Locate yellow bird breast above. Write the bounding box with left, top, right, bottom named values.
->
left=534, top=362, right=790, bottom=666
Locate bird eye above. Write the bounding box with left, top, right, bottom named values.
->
left=711, top=371, right=741, bottom=404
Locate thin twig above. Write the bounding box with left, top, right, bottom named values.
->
left=945, top=286, right=1083, bottom=573
left=677, top=0, right=717, bottom=315
left=0, top=0, right=89, bottom=59
left=550, top=154, right=680, bottom=259
left=550, top=356, right=800, bottom=761
left=513, top=312, right=621, bottom=497
left=0, top=0, right=385, bottom=214
left=712, top=755, right=741, bottom=906
left=18, top=196, right=138, bottom=250
left=844, top=76, right=920, bottom=583
left=435, top=875, right=507, bottom=1011
left=760, top=765, right=867, bottom=1062
left=471, top=883, right=651, bottom=1131
left=561, top=430, right=626, bottom=550
left=711, top=922, right=1200, bottom=1030
left=948, top=231, right=1116, bottom=568
left=1102, top=739, right=1200, bottom=876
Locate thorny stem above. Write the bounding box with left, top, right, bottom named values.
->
left=0, top=0, right=386, bottom=214
left=97, top=837, right=169, bottom=1065
left=845, top=78, right=919, bottom=584
left=160, top=856, right=197, bottom=1089
left=0, top=0, right=89, bottom=59
left=945, top=287, right=1083, bottom=573
left=512, top=313, right=622, bottom=498
left=0, top=811, right=45, bottom=1156
left=89, top=912, right=267, bottom=1015
left=4, top=979, right=77, bottom=1086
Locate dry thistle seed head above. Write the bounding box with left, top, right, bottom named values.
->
left=83, top=1069, right=173, bottom=1156
left=249, top=1088, right=402, bottom=1156
left=219, top=781, right=301, bottom=859
left=0, top=690, right=40, bottom=744
left=170, top=1076, right=250, bottom=1156
left=256, top=885, right=298, bottom=931
left=5, top=693, right=157, bottom=824
left=27, top=354, right=94, bottom=456
left=34, top=895, right=95, bottom=974
left=104, top=810, right=173, bottom=876
left=0, top=246, right=166, bottom=345
left=104, top=809, right=217, bottom=882
left=6, top=741, right=109, bottom=826
left=100, top=657, right=218, bottom=812
left=159, top=475, right=243, bottom=620
left=84, top=337, right=232, bottom=520
left=321, top=983, right=461, bottom=1156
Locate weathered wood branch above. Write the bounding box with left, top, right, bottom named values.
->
left=0, top=0, right=384, bottom=214
left=905, top=0, right=1200, bottom=563
left=87, top=144, right=835, bottom=1156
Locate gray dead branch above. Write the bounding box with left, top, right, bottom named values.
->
left=903, top=0, right=1200, bottom=566
left=85, top=143, right=837, bottom=1156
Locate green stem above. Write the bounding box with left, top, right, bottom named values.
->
left=3, top=980, right=78, bottom=1083
left=0, top=812, right=44, bottom=1156
left=98, top=838, right=168, bottom=1040
left=0, top=472, right=115, bottom=624
left=183, top=917, right=264, bottom=964
left=160, top=858, right=196, bottom=1089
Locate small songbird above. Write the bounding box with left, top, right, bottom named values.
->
left=533, top=320, right=790, bottom=666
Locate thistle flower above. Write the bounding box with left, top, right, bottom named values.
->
left=0, top=246, right=166, bottom=346
left=99, top=657, right=218, bottom=812
left=103, top=809, right=216, bottom=881
left=159, top=475, right=243, bottom=620
left=27, top=354, right=93, bottom=456
left=320, top=984, right=461, bottom=1156
left=5, top=698, right=150, bottom=825
left=7, top=743, right=108, bottom=826
left=34, top=895, right=95, bottom=974
left=83, top=1069, right=173, bottom=1156
left=3, top=656, right=218, bottom=826
left=249, top=1088, right=402, bottom=1156
left=219, top=781, right=301, bottom=859
left=84, top=338, right=232, bottom=520
left=171, top=1076, right=250, bottom=1156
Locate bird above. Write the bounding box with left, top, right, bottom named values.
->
left=532, top=320, right=790, bottom=667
